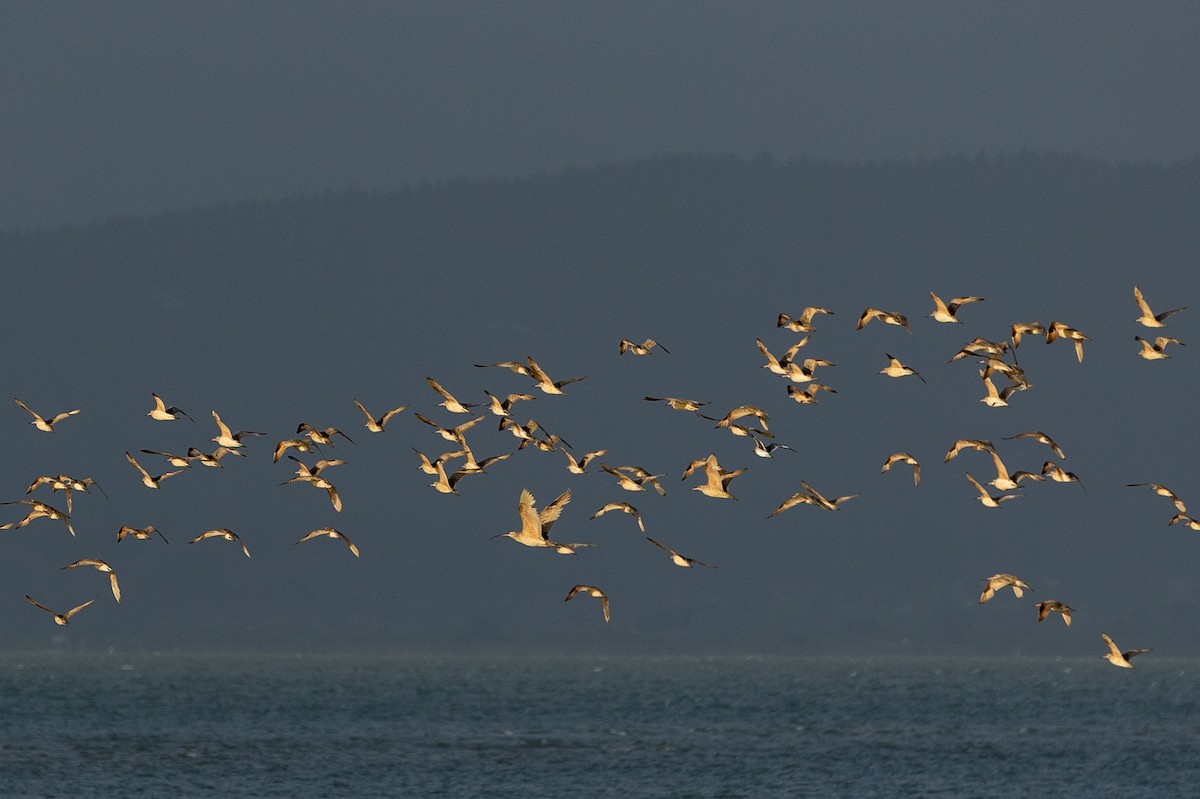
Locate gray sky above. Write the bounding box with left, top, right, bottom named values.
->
left=3, top=1, right=1200, bottom=230
left=1, top=4, right=1198, bottom=657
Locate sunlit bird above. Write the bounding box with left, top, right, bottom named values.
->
left=756, top=337, right=809, bottom=375
left=413, top=447, right=465, bottom=476
left=751, top=437, right=795, bottom=458
left=710, top=405, right=770, bottom=432
left=426, top=377, right=482, bottom=414
left=1009, top=322, right=1047, bottom=349
left=979, top=371, right=1016, bottom=407
left=187, top=446, right=244, bottom=467
left=61, top=559, right=121, bottom=602
left=296, top=422, right=355, bottom=446
left=117, top=524, right=168, bottom=543
left=600, top=464, right=652, bottom=493
left=647, top=536, right=715, bottom=568
left=483, top=391, right=536, bottom=418
left=282, top=456, right=345, bottom=511
left=273, top=438, right=320, bottom=463
left=928, top=291, right=984, bottom=323
left=769, top=481, right=858, bottom=516
left=1041, top=460, right=1085, bottom=492
left=949, top=337, right=1009, bottom=362
left=619, top=338, right=669, bottom=355
left=428, top=457, right=467, bottom=495
left=987, top=450, right=1043, bottom=492
left=492, top=487, right=573, bottom=549
left=146, top=393, right=193, bottom=422
left=564, top=584, right=610, bottom=623
left=611, top=465, right=667, bottom=496
left=415, top=412, right=485, bottom=443
left=1034, top=600, right=1074, bottom=626
left=14, top=397, right=80, bottom=432
left=1168, top=513, right=1200, bottom=531
left=210, top=410, right=264, bottom=449
left=964, top=472, right=1021, bottom=508
left=1128, top=482, right=1188, bottom=513
left=777, top=306, right=834, bottom=333
left=643, top=396, right=709, bottom=413
left=294, top=527, right=360, bottom=557
left=563, top=448, right=607, bottom=474
left=190, top=528, right=251, bottom=559
left=25, top=595, right=95, bottom=626
left=1003, top=431, right=1066, bottom=460
left=0, top=499, right=75, bottom=536
left=682, top=453, right=745, bottom=500
left=979, top=573, right=1032, bottom=603
left=1045, top=321, right=1091, bottom=363
left=353, top=399, right=409, bottom=432
left=881, top=452, right=920, bottom=487
left=125, top=451, right=185, bottom=489
left=590, top=502, right=644, bottom=532
left=1101, top=632, right=1151, bottom=668
left=140, top=448, right=193, bottom=469
left=1133, top=285, right=1185, bottom=328
left=1134, top=335, right=1184, bottom=360
left=785, top=383, right=836, bottom=404
left=525, top=356, right=587, bottom=395
left=879, top=353, right=926, bottom=383
left=857, top=307, right=911, bottom=334
left=26, top=473, right=105, bottom=514
left=945, top=438, right=996, bottom=462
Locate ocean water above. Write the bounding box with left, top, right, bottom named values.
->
left=0, top=652, right=1196, bottom=798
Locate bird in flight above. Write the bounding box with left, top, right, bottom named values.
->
left=14, top=398, right=80, bottom=432
left=1, top=499, right=75, bottom=536
left=1134, top=335, right=1184, bottom=360
left=353, top=399, right=408, bottom=432
left=61, top=559, right=122, bottom=602
left=619, top=338, right=669, bottom=355
left=492, top=487, right=574, bottom=549
left=25, top=595, right=95, bottom=626
left=857, top=307, right=911, bottom=334
left=1133, top=285, right=1185, bottom=328
left=646, top=537, right=715, bottom=569
left=426, top=377, right=482, bottom=414
left=927, top=292, right=984, bottom=324
left=964, top=472, right=1021, bottom=508
left=777, top=306, right=834, bottom=333
left=1003, top=431, right=1066, bottom=460
left=682, top=453, right=746, bottom=500
left=125, top=451, right=186, bottom=489
left=1045, top=321, right=1091, bottom=363
left=643, top=396, right=709, bottom=413
left=879, top=353, right=926, bottom=383
left=210, top=411, right=264, bottom=449
left=590, top=502, right=644, bottom=532
left=564, top=585, right=610, bottom=623
left=190, top=528, right=252, bottom=559
left=1100, top=632, right=1151, bottom=669
left=146, top=393, right=194, bottom=422
left=978, top=573, right=1032, bottom=604
left=294, top=527, right=361, bottom=557
left=1034, top=600, right=1074, bottom=626
left=117, top=524, right=169, bottom=543
left=881, top=452, right=920, bottom=487
left=1128, top=482, right=1187, bottom=513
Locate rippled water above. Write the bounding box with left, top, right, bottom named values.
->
left=0, top=652, right=1196, bottom=797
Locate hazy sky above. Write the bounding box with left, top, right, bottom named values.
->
left=2, top=4, right=1199, bottom=657
left=3, top=1, right=1200, bottom=230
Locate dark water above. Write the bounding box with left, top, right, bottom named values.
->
left=0, top=652, right=1195, bottom=797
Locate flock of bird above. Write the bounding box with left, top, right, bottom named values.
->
left=3, top=286, right=1188, bottom=666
